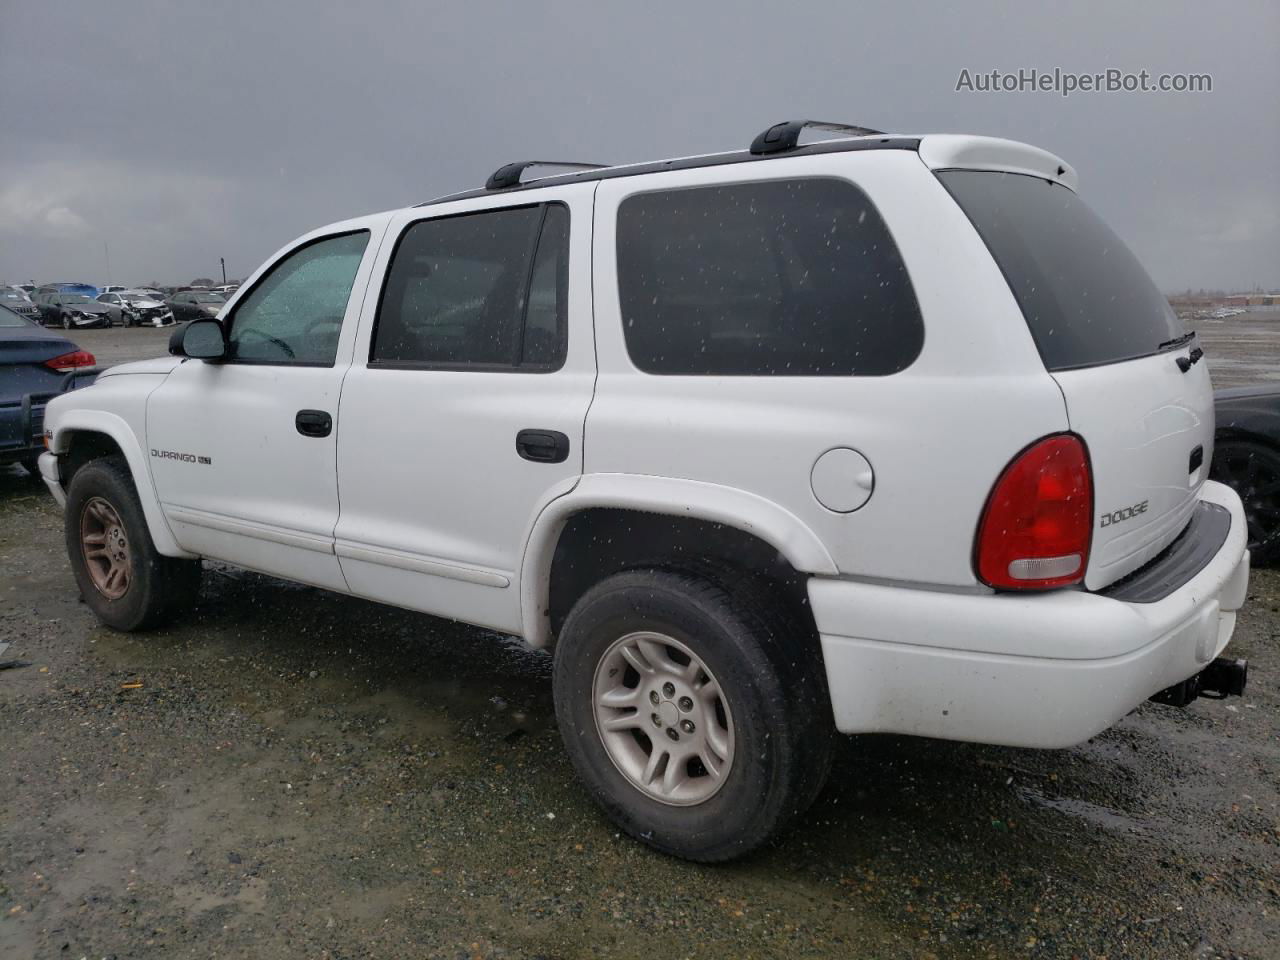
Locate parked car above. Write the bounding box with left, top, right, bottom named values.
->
left=38, top=122, right=1250, bottom=862
left=212, top=284, right=240, bottom=298
left=32, top=290, right=112, bottom=329
left=1, top=286, right=40, bottom=321
left=35, top=282, right=99, bottom=298
left=0, top=303, right=96, bottom=476
left=1213, top=385, right=1280, bottom=565
left=96, top=290, right=176, bottom=327
left=100, top=285, right=127, bottom=295
left=167, top=290, right=225, bottom=321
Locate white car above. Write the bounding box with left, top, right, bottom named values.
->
left=96, top=290, right=176, bottom=327
left=37, top=122, right=1250, bottom=861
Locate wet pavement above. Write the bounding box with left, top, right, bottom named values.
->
left=1, top=315, right=1277, bottom=959
left=1196, top=311, right=1280, bottom=389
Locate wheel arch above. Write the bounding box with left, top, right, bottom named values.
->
left=1213, top=425, right=1280, bottom=453
left=519, top=474, right=836, bottom=648
left=50, top=412, right=192, bottom=558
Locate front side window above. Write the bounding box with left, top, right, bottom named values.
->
left=372, top=203, right=568, bottom=370
left=616, top=178, right=924, bottom=376
left=227, top=231, right=369, bottom=365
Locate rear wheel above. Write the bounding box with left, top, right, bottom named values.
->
left=61, top=314, right=71, bottom=330
left=553, top=568, right=833, bottom=862
left=1212, top=438, right=1280, bottom=565
left=65, top=457, right=202, bottom=630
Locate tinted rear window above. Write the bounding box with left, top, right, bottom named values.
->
left=616, top=178, right=923, bottom=376
left=938, top=170, right=1182, bottom=371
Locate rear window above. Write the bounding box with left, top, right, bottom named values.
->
left=938, top=170, right=1182, bottom=371
left=0, top=304, right=29, bottom=327
left=615, top=178, right=923, bottom=376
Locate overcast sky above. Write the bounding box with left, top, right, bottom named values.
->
left=1, top=0, right=1276, bottom=291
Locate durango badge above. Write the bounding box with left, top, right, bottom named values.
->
left=151, top=449, right=212, bottom=465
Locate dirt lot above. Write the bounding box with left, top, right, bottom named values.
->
left=1, top=317, right=1277, bottom=959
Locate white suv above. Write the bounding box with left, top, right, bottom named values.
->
left=38, top=122, right=1250, bottom=861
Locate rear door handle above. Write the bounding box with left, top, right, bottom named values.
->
left=295, top=409, right=332, bottom=438
left=516, top=429, right=570, bottom=464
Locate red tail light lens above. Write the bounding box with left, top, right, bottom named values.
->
left=975, top=434, right=1093, bottom=590
left=44, top=349, right=96, bottom=371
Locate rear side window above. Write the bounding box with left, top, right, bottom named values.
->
left=372, top=203, right=568, bottom=370
left=615, top=178, right=923, bottom=376
left=938, top=170, right=1182, bottom=371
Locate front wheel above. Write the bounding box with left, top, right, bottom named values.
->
left=553, top=569, right=833, bottom=862
left=64, top=457, right=202, bottom=630
left=61, top=314, right=71, bottom=330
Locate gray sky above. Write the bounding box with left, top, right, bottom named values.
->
left=2, top=0, right=1276, bottom=292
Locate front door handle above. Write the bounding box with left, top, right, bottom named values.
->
left=516, top=428, right=570, bottom=464
left=295, top=409, right=332, bottom=438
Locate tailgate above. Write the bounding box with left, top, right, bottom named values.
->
left=1053, top=350, right=1214, bottom=589
left=935, top=167, right=1207, bottom=591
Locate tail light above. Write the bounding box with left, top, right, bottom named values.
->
left=975, top=434, right=1093, bottom=590
left=44, top=349, right=96, bottom=371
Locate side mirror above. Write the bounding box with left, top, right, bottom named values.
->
left=170, top=318, right=227, bottom=361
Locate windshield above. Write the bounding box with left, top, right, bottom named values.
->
left=1, top=290, right=27, bottom=301
left=937, top=170, right=1182, bottom=371
left=0, top=303, right=30, bottom=326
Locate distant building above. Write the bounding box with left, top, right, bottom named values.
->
left=1225, top=293, right=1279, bottom=308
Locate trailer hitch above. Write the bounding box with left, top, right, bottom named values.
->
left=1150, top=656, right=1248, bottom=708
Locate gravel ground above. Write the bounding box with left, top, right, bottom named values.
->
left=1, top=315, right=1277, bottom=959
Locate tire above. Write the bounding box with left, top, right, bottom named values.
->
left=61, top=314, right=71, bottom=330
left=64, top=456, right=202, bottom=631
left=1211, top=437, right=1280, bottom=566
left=553, top=568, right=834, bottom=862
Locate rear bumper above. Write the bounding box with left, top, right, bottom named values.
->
left=809, top=480, right=1249, bottom=748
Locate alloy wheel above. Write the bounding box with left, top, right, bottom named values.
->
left=80, top=496, right=132, bottom=600
left=592, top=630, right=735, bottom=806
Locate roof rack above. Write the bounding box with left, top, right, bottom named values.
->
left=485, top=160, right=608, bottom=191
left=417, top=131, right=917, bottom=207
left=749, top=120, right=884, bottom=156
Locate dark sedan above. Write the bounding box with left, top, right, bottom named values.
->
left=33, top=291, right=113, bottom=329
left=168, top=290, right=226, bottom=322
left=0, top=304, right=96, bottom=476
left=1213, top=385, right=1280, bottom=565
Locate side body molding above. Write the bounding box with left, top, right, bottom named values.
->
left=47, top=409, right=193, bottom=558
left=518, top=473, right=838, bottom=648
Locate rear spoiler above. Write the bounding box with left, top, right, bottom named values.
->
left=20, top=366, right=101, bottom=450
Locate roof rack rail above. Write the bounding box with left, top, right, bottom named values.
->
left=485, top=160, right=608, bottom=191
left=749, top=120, right=884, bottom=156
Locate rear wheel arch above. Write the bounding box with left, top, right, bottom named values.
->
left=521, top=477, right=835, bottom=649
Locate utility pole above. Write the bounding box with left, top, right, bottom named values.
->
left=104, top=241, right=112, bottom=285
left=220, top=257, right=227, bottom=284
